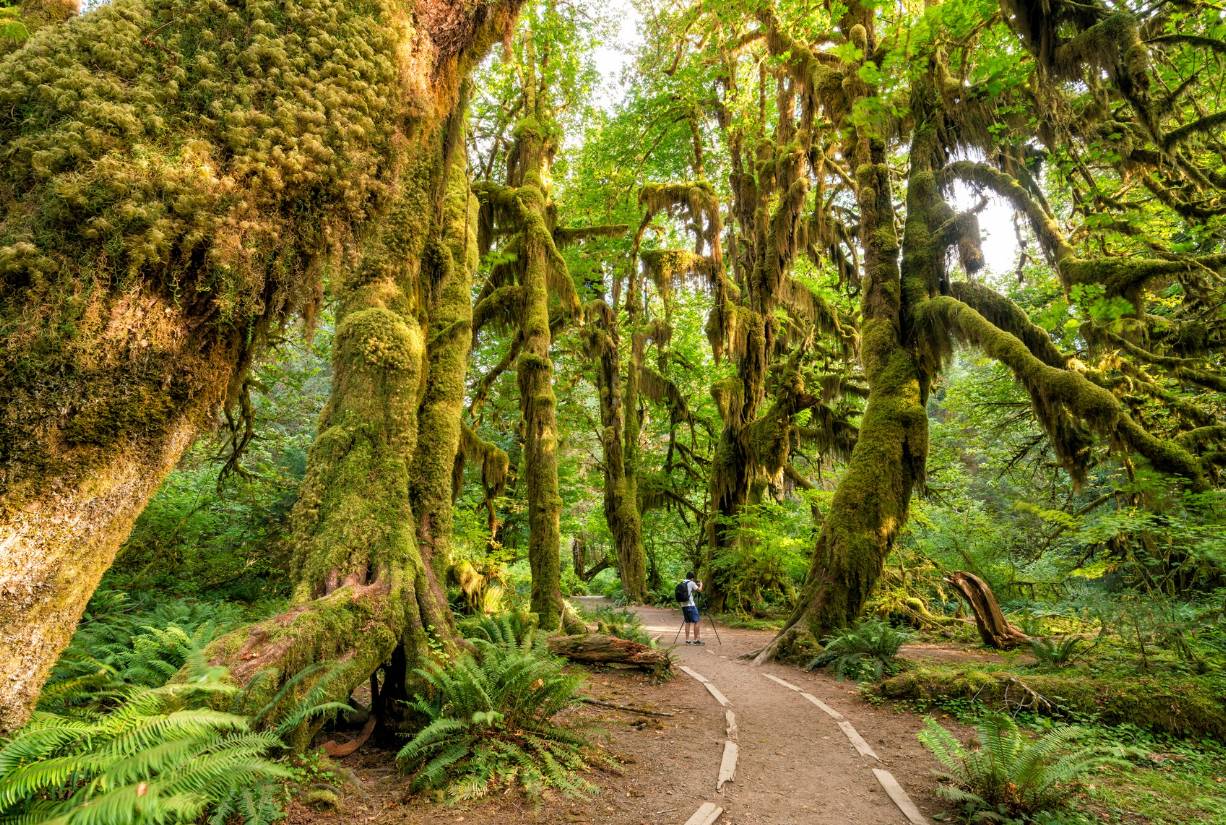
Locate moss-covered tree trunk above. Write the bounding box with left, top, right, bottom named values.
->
left=513, top=118, right=566, bottom=630
left=410, top=100, right=480, bottom=586
left=0, top=0, right=516, bottom=732
left=207, top=110, right=491, bottom=723
left=586, top=298, right=648, bottom=602
left=756, top=14, right=934, bottom=660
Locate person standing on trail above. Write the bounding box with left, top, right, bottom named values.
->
left=676, top=571, right=704, bottom=645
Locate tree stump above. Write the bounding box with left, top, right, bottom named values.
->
left=946, top=571, right=1030, bottom=649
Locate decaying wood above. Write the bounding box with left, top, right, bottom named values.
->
left=946, top=571, right=1031, bottom=650
left=321, top=714, right=377, bottom=758
left=546, top=633, right=671, bottom=673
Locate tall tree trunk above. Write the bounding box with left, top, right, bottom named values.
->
left=0, top=0, right=517, bottom=732
left=410, top=97, right=480, bottom=585
left=758, top=69, right=949, bottom=660
left=514, top=117, right=565, bottom=630
left=207, top=106, right=493, bottom=726
left=586, top=300, right=648, bottom=602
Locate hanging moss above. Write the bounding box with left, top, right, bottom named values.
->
left=584, top=299, right=648, bottom=602
left=920, top=294, right=1207, bottom=489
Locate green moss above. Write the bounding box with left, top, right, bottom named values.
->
left=877, top=664, right=1226, bottom=739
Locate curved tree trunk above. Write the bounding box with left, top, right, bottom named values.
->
left=947, top=571, right=1031, bottom=650
left=0, top=0, right=517, bottom=733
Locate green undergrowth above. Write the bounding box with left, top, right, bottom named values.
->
left=573, top=605, right=655, bottom=646
left=399, top=612, right=614, bottom=802
left=910, top=700, right=1226, bottom=825
left=919, top=712, right=1134, bottom=823
left=5, top=630, right=348, bottom=825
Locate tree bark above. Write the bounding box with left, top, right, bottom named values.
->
left=0, top=0, right=517, bottom=732
left=410, top=96, right=480, bottom=585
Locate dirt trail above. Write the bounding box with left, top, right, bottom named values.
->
left=631, top=603, right=939, bottom=824
left=292, top=602, right=947, bottom=825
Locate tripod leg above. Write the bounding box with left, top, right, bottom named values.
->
left=707, top=614, right=722, bottom=645
left=673, top=619, right=685, bottom=646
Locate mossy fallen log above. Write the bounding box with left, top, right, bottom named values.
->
left=547, top=634, right=672, bottom=675
left=876, top=664, right=1226, bottom=740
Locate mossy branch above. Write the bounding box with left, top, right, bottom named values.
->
left=948, top=281, right=1068, bottom=368
left=940, top=161, right=1073, bottom=264
left=472, top=285, right=524, bottom=335
left=921, top=295, right=1207, bottom=489
left=553, top=223, right=628, bottom=247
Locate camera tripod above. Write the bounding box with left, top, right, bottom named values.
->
left=672, top=605, right=722, bottom=646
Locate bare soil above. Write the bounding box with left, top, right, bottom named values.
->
left=291, top=604, right=957, bottom=824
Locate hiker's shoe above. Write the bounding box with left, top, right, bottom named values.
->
left=693, top=640, right=705, bottom=645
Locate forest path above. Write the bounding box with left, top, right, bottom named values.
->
left=626, top=602, right=938, bottom=825
left=291, top=602, right=948, bottom=825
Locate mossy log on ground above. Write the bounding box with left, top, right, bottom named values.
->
left=547, top=634, right=671, bottom=674
left=876, top=665, right=1226, bottom=740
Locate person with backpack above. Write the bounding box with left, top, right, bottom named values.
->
left=675, top=571, right=704, bottom=645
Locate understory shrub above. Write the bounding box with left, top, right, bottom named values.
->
left=918, top=713, right=1129, bottom=822
left=458, top=610, right=544, bottom=653
left=808, top=620, right=912, bottom=680
left=397, top=642, right=605, bottom=800
left=40, top=590, right=252, bottom=714
left=1029, top=636, right=1085, bottom=668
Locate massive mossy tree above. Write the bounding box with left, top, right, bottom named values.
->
left=616, top=0, right=1222, bottom=654
left=0, top=0, right=518, bottom=732
left=748, top=0, right=1224, bottom=657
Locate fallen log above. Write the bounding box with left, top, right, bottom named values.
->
left=547, top=633, right=672, bottom=674
left=946, top=571, right=1030, bottom=650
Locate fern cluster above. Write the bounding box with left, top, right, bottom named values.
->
left=808, top=619, right=912, bottom=680
left=918, top=713, right=1130, bottom=822
left=397, top=640, right=605, bottom=801
left=0, top=670, right=290, bottom=825
left=1028, top=636, right=1084, bottom=668
left=588, top=607, right=654, bottom=647
left=458, top=610, right=544, bottom=654
left=40, top=591, right=246, bottom=714
left=6, top=590, right=348, bottom=825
